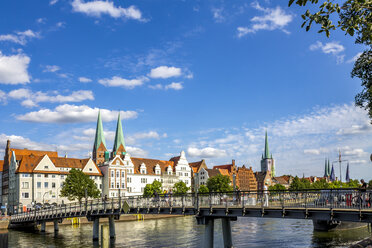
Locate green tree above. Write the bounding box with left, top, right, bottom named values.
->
left=289, top=0, right=372, bottom=121
left=300, top=178, right=312, bottom=189
left=269, top=184, right=286, bottom=191
left=143, top=180, right=162, bottom=197
left=312, top=178, right=329, bottom=189
left=345, top=179, right=360, bottom=188
left=206, top=174, right=233, bottom=192
left=368, top=180, right=372, bottom=189
left=289, top=176, right=305, bottom=190
left=198, top=184, right=209, bottom=193
left=60, top=168, right=100, bottom=202
left=173, top=181, right=190, bottom=195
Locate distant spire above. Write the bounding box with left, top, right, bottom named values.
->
left=324, top=158, right=328, bottom=177
left=93, top=110, right=106, bottom=150
left=112, top=112, right=126, bottom=155
left=264, top=130, right=270, bottom=159
left=330, top=165, right=336, bottom=182
left=327, top=158, right=331, bottom=176
left=345, top=162, right=350, bottom=182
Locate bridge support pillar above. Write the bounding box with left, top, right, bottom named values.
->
left=93, top=218, right=99, bottom=241
left=54, top=220, right=59, bottom=233
left=40, top=221, right=46, bottom=232
left=109, top=216, right=116, bottom=239
left=221, top=218, right=233, bottom=248
left=204, top=218, right=214, bottom=248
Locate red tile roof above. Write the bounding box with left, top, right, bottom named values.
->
left=213, top=164, right=234, bottom=172
left=131, top=157, right=175, bottom=175
left=11, top=148, right=58, bottom=158
left=0, top=160, right=3, bottom=172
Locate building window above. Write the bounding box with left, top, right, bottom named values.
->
left=22, top=182, right=29, bottom=189
left=22, top=192, right=29, bottom=199
left=116, top=159, right=120, bottom=165
left=61, top=175, right=64, bottom=179
left=116, top=182, right=120, bottom=188
left=182, top=167, right=186, bottom=171
left=22, top=174, right=29, bottom=177
left=37, top=182, right=41, bottom=188
left=44, top=174, right=48, bottom=178
left=89, top=168, right=92, bottom=171
left=44, top=166, right=48, bottom=169
left=127, top=177, right=131, bottom=183
left=122, top=182, right=125, bottom=188
left=185, top=180, right=188, bottom=185
left=178, top=172, right=182, bottom=176
left=111, top=182, right=114, bottom=188
left=122, top=171, right=125, bottom=177
left=141, top=178, right=147, bottom=184
left=52, top=175, right=56, bottom=178
left=141, top=187, right=144, bottom=193
left=37, top=174, right=42, bottom=178
left=116, top=171, right=120, bottom=178
left=111, top=170, right=114, bottom=177
left=52, top=182, right=56, bottom=188
left=44, top=182, right=48, bottom=188
left=128, top=187, right=132, bottom=193
left=185, top=173, right=188, bottom=177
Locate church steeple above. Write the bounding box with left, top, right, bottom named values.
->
left=345, top=162, right=350, bottom=182
left=93, top=110, right=107, bottom=164
left=112, top=112, right=126, bottom=156
left=264, top=130, right=270, bottom=159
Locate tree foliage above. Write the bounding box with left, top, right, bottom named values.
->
left=60, top=168, right=100, bottom=202
left=198, top=184, right=209, bottom=193
left=173, top=181, right=190, bottom=195
left=143, top=180, right=162, bottom=197
left=289, top=0, right=372, bottom=121
left=289, top=176, right=305, bottom=190
left=269, top=184, right=287, bottom=191
left=289, top=176, right=361, bottom=190
left=206, top=174, right=233, bottom=192
left=367, top=180, right=372, bottom=189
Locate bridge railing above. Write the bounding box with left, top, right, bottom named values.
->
left=10, top=189, right=372, bottom=221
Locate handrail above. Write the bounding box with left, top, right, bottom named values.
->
left=10, top=189, right=372, bottom=220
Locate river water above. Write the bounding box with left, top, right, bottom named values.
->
left=7, top=217, right=372, bottom=247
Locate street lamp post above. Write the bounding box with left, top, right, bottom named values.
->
left=43, top=191, right=52, bottom=204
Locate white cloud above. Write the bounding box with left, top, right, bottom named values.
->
left=0, top=29, right=40, bottom=45
left=71, top=0, right=143, bottom=21
left=304, top=149, right=320, bottom=155
left=149, top=66, right=182, bottom=79
left=7, top=88, right=94, bottom=107
left=49, top=0, right=58, bottom=5
left=79, top=77, right=92, bottom=83
left=309, top=41, right=345, bottom=55
left=344, top=148, right=366, bottom=157
left=148, top=84, right=163, bottom=90
left=0, top=51, right=31, bottom=84
left=346, top=52, right=363, bottom=64
left=17, top=104, right=138, bottom=123
left=187, top=147, right=227, bottom=158
left=0, top=134, right=54, bottom=152
left=0, top=90, right=6, bottom=104
left=98, top=76, right=148, bottom=89
left=237, top=2, right=293, bottom=37
left=165, top=82, right=183, bottom=90
left=212, top=7, right=225, bottom=23
left=126, top=146, right=148, bottom=157
left=43, top=65, right=60, bottom=73
left=36, top=18, right=46, bottom=24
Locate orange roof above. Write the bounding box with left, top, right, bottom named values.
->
left=131, top=157, right=175, bottom=175
left=218, top=168, right=230, bottom=176
left=15, top=155, right=102, bottom=176
left=0, top=160, right=3, bottom=172
left=189, top=160, right=203, bottom=168
left=213, top=164, right=233, bottom=172
left=11, top=148, right=58, bottom=158
left=192, top=167, right=198, bottom=173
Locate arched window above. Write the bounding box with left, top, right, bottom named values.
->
left=155, top=164, right=161, bottom=175
left=140, top=163, right=147, bottom=174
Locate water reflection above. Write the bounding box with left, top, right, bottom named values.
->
left=6, top=217, right=372, bottom=248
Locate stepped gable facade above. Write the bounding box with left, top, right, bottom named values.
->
left=237, top=165, right=257, bottom=191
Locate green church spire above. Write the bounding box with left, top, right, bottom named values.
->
left=324, top=158, right=329, bottom=177
left=113, top=112, right=125, bottom=154
left=327, top=158, right=331, bottom=176
left=264, top=130, right=270, bottom=159
left=93, top=110, right=106, bottom=150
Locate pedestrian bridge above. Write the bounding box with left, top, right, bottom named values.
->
left=9, top=189, right=372, bottom=247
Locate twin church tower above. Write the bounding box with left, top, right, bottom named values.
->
left=92, top=111, right=126, bottom=165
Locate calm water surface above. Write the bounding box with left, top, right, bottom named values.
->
left=7, top=217, right=372, bottom=247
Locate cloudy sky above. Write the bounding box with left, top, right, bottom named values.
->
left=0, top=0, right=371, bottom=180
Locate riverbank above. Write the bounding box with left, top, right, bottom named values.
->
left=350, top=238, right=372, bottom=248
left=0, top=214, right=183, bottom=229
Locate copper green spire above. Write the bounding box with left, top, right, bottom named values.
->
left=93, top=110, right=106, bottom=150
left=264, top=130, right=270, bottom=159
left=324, top=158, right=329, bottom=177
left=327, top=158, right=331, bottom=176
left=113, top=112, right=125, bottom=154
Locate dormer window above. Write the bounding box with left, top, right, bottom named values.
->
left=140, top=163, right=147, bottom=174
left=155, top=164, right=161, bottom=175
left=167, top=165, right=172, bottom=175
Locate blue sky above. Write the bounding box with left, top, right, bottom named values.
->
left=0, top=0, right=371, bottom=180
